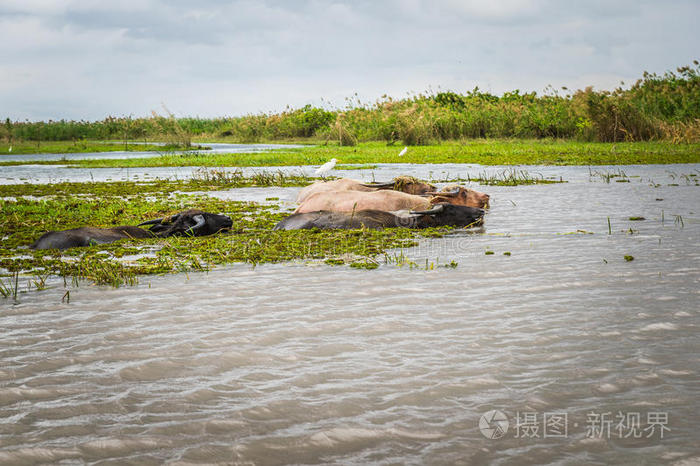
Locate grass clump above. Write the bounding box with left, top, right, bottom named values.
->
left=461, top=168, right=565, bottom=186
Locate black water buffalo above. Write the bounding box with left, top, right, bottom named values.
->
left=30, top=226, right=155, bottom=250
left=30, top=209, right=233, bottom=250
left=273, top=203, right=484, bottom=230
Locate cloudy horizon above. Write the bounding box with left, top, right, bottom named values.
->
left=1, top=0, right=698, bottom=121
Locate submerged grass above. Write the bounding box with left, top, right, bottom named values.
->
left=440, top=168, right=566, bottom=186
left=4, top=140, right=697, bottom=168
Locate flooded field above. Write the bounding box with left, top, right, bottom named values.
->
left=1, top=162, right=699, bottom=464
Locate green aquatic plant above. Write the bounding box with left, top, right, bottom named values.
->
left=461, top=168, right=566, bottom=186
left=0, top=271, right=19, bottom=299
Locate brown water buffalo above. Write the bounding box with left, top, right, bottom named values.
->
left=295, top=185, right=489, bottom=214
left=296, top=176, right=436, bottom=203
left=274, top=203, right=484, bottom=230
left=30, top=210, right=233, bottom=250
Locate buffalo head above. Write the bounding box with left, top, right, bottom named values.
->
left=409, top=203, right=484, bottom=228
left=426, top=185, right=490, bottom=208
left=138, top=209, right=232, bottom=237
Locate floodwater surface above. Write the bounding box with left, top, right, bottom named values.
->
left=1, top=163, right=699, bottom=465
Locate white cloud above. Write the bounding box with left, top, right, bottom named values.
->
left=0, top=0, right=698, bottom=120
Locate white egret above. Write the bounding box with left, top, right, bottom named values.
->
left=315, top=158, right=337, bottom=177
left=8, top=146, right=11, bottom=153
left=398, top=146, right=408, bottom=157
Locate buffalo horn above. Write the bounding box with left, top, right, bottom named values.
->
left=359, top=182, right=395, bottom=188
left=409, top=204, right=445, bottom=215
left=185, top=214, right=206, bottom=235
left=431, top=187, right=461, bottom=197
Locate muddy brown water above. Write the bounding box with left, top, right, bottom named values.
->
left=1, top=164, right=699, bottom=464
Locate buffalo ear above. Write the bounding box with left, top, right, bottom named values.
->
left=138, top=212, right=180, bottom=227
left=409, top=204, right=445, bottom=215
left=138, top=217, right=164, bottom=226
left=184, top=214, right=206, bottom=236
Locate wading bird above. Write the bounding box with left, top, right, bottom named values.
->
left=398, top=146, right=408, bottom=157
left=315, top=158, right=337, bottom=178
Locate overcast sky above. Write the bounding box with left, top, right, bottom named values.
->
left=1, top=0, right=698, bottom=121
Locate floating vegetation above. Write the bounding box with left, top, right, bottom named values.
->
left=503, top=252, right=511, bottom=256
left=629, top=216, right=646, bottom=221
left=1, top=189, right=473, bottom=291
left=349, top=260, right=379, bottom=270
left=485, top=250, right=495, bottom=255
left=324, top=258, right=345, bottom=266
left=624, top=255, right=635, bottom=262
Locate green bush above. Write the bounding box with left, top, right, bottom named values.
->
left=5, top=62, right=699, bottom=144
